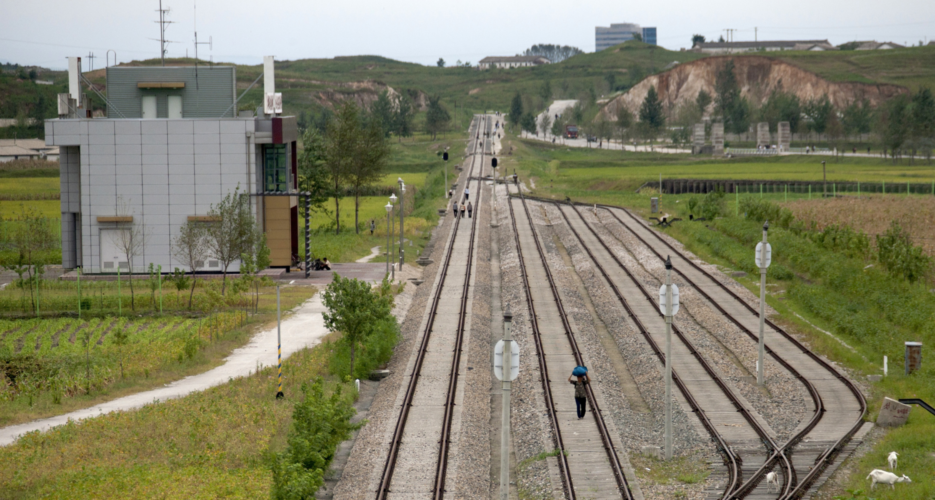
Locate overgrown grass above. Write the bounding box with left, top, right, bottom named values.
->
left=0, top=334, right=343, bottom=499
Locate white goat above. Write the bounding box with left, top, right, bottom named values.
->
left=765, top=471, right=780, bottom=493
left=888, top=451, right=898, bottom=471
left=866, top=469, right=911, bottom=490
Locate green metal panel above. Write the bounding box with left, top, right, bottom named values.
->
left=105, top=66, right=237, bottom=118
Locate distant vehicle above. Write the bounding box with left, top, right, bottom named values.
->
left=564, top=125, right=579, bottom=139
left=587, top=135, right=597, bottom=142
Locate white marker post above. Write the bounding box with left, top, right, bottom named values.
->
left=494, top=305, right=518, bottom=500
left=755, top=221, right=771, bottom=386
left=659, top=257, right=679, bottom=460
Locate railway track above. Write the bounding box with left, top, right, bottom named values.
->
left=504, top=184, right=635, bottom=498
left=595, top=205, right=866, bottom=499
left=376, top=115, right=488, bottom=499
left=515, top=189, right=803, bottom=499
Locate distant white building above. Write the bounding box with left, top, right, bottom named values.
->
left=477, top=56, right=551, bottom=70
left=855, top=41, right=905, bottom=50
left=0, top=139, right=59, bottom=161
left=692, top=40, right=836, bottom=54
left=595, top=23, right=657, bottom=51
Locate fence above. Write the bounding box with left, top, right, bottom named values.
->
left=660, top=179, right=935, bottom=198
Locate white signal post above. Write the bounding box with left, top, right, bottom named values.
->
left=756, top=221, right=771, bottom=386
left=659, top=256, right=679, bottom=460
left=494, top=304, right=518, bottom=499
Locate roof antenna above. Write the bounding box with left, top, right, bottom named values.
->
left=193, top=0, right=212, bottom=89
left=152, top=0, right=176, bottom=66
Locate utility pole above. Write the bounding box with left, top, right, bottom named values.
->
left=755, top=27, right=758, bottom=42
left=660, top=256, right=679, bottom=460
left=755, top=222, right=771, bottom=386
left=86, top=52, right=96, bottom=72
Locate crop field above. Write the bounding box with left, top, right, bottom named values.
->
left=785, top=196, right=935, bottom=256
left=0, top=338, right=340, bottom=499
left=0, top=313, right=242, bottom=408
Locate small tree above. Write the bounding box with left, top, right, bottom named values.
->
left=425, top=95, right=451, bottom=140
left=538, top=113, right=552, bottom=138
left=520, top=112, right=537, bottom=137
left=322, top=275, right=393, bottom=376
left=509, top=92, right=524, bottom=130
left=113, top=327, right=129, bottom=379
left=369, top=90, right=394, bottom=138
left=241, top=231, right=271, bottom=313
left=324, top=102, right=360, bottom=234
left=639, top=86, right=666, bottom=148
left=205, top=187, right=258, bottom=294
left=351, top=119, right=390, bottom=234
left=695, top=90, right=712, bottom=116
left=172, top=220, right=209, bottom=308
left=1, top=204, right=56, bottom=313
left=392, top=92, right=414, bottom=143
left=691, top=34, right=706, bottom=47
left=437, top=58, right=445, bottom=67
left=110, top=224, right=146, bottom=311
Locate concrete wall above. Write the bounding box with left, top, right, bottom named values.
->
left=105, top=66, right=237, bottom=119
left=47, top=118, right=255, bottom=273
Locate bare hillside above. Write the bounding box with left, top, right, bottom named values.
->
left=599, top=55, right=907, bottom=121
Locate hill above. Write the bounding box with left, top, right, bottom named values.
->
left=600, top=55, right=907, bottom=120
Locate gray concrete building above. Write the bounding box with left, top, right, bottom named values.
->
left=46, top=57, right=299, bottom=274
left=477, top=56, right=550, bottom=69
left=692, top=40, right=835, bottom=54
left=595, top=23, right=657, bottom=51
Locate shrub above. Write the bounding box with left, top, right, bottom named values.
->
left=876, top=220, right=932, bottom=282
left=271, top=378, right=359, bottom=500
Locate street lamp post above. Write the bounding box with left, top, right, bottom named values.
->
left=399, top=178, right=405, bottom=267
left=443, top=151, right=449, bottom=199
left=385, top=202, right=393, bottom=275
left=389, top=193, right=397, bottom=272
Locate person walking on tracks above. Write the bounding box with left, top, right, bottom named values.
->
left=369, top=219, right=375, bottom=235
left=460, top=203, right=466, bottom=218
left=467, top=201, right=473, bottom=218
left=464, top=187, right=470, bottom=200
left=452, top=199, right=459, bottom=217
left=568, top=367, right=590, bottom=419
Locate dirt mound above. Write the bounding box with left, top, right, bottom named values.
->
left=599, top=55, right=906, bottom=121
left=313, top=82, right=428, bottom=111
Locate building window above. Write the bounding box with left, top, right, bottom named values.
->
left=263, top=144, right=289, bottom=192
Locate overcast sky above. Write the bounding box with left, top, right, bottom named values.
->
left=2, top=0, right=934, bottom=70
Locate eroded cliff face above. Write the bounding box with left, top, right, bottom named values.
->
left=599, top=55, right=906, bottom=121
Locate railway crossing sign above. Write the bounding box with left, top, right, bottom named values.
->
left=658, top=284, right=679, bottom=315
left=755, top=242, right=772, bottom=268
left=494, top=340, right=519, bottom=381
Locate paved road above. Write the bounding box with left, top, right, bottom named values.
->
left=0, top=294, right=328, bottom=447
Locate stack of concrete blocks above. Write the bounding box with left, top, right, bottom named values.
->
left=712, top=123, right=724, bottom=155
left=692, top=123, right=705, bottom=154
left=778, top=121, right=791, bottom=151
left=756, top=122, right=770, bottom=148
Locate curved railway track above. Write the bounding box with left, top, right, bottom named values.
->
left=597, top=205, right=866, bottom=499
left=504, top=184, right=635, bottom=498
left=516, top=189, right=796, bottom=499
left=376, top=115, right=488, bottom=499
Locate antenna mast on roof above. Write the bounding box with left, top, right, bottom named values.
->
left=154, top=0, right=176, bottom=66
left=194, top=0, right=213, bottom=89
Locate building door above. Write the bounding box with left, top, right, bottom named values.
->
left=100, top=229, right=130, bottom=272
left=168, top=95, right=183, bottom=118
left=142, top=96, right=157, bottom=119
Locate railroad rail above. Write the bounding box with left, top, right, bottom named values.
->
left=505, top=185, right=634, bottom=498
left=596, top=202, right=866, bottom=499
left=376, top=115, right=488, bottom=499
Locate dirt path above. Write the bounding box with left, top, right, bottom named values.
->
left=0, top=293, right=328, bottom=447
